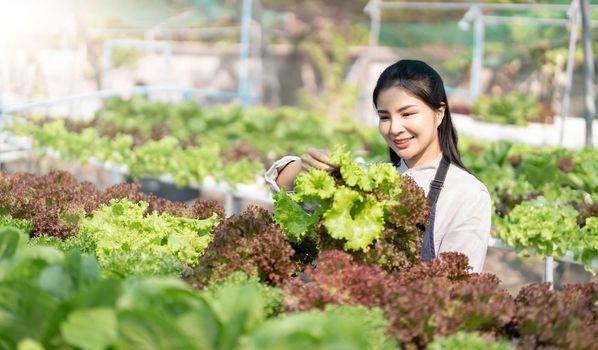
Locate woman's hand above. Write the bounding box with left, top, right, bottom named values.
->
left=275, top=148, right=335, bottom=191
left=300, top=148, right=335, bottom=171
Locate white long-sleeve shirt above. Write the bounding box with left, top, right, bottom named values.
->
left=264, top=154, right=491, bottom=273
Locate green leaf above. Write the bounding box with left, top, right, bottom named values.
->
left=342, top=162, right=372, bottom=191
left=100, top=250, right=183, bottom=278
left=63, top=250, right=102, bottom=289
left=294, top=168, right=336, bottom=200
left=0, top=282, right=58, bottom=342
left=79, top=199, right=216, bottom=275
left=17, top=339, right=45, bottom=350
left=38, top=266, right=74, bottom=299
left=273, top=190, right=322, bottom=242
left=323, top=187, right=385, bottom=251
left=117, top=277, right=198, bottom=315
left=111, top=202, right=125, bottom=215
left=244, top=305, right=385, bottom=350
left=0, top=215, right=33, bottom=235
left=175, top=309, right=220, bottom=350
left=116, top=309, right=198, bottom=350
left=0, top=227, right=27, bottom=261
left=495, top=199, right=579, bottom=259
left=70, top=279, right=123, bottom=309
left=201, top=281, right=266, bottom=350
left=330, top=145, right=372, bottom=191
left=61, top=308, right=118, bottom=350
left=426, top=331, right=514, bottom=350
left=0, top=246, right=64, bottom=283
left=573, top=217, right=598, bottom=274
left=366, top=162, right=401, bottom=197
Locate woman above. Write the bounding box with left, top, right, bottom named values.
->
left=264, top=59, right=491, bottom=273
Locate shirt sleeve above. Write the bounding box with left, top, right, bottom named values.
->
left=263, top=155, right=301, bottom=193
left=437, top=187, right=492, bottom=273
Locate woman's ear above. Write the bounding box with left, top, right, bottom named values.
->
left=435, top=103, right=446, bottom=127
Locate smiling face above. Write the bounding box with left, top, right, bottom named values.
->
left=376, top=86, right=445, bottom=168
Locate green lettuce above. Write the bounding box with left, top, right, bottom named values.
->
left=273, top=190, right=323, bottom=242
left=323, top=187, right=385, bottom=251
left=495, top=199, right=579, bottom=259
left=572, top=217, right=598, bottom=274
left=0, top=215, right=33, bottom=235
left=293, top=168, right=337, bottom=201
left=79, top=199, right=218, bottom=273
left=273, top=145, right=401, bottom=251
left=426, top=331, right=514, bottom=350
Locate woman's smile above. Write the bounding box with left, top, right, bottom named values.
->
left=393, top=136, right=415, bottom=149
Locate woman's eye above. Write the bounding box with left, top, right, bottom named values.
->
left=403, top=112, right=416, bottom=117
left=378, top=115, right=389, bottom=121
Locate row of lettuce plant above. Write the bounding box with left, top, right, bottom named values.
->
left=8, top=120, right=263, bottom=186
left=6, top=95, right=386, bottom=186
left=11, top=96, right=596, bottom=186
left=10, top=96, right=595, bottom=187
left=0, top=226, right=396, bottom=350
left=2, top=151, right=598, bottom=349
left=12, top=95, right=595, bottom=187
left=5, top=97, right=597, bottom=268
left=12, top=120, right=597, bottom=270
left=459, top=138, right=598, bottom=271
left=0, top=170, right=226, bottom=277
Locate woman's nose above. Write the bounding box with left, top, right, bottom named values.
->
left=389, top=117, right=406, bottom=136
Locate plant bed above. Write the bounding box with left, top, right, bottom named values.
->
left=125, top=175, right=200, bottom=202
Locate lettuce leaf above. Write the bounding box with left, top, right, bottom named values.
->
left=273, top=190, right=322, bottom=242
left=323, top=187, right=385, bottom=251
left=330, top=145, right=372, bottom=191
left=273, top=146, right=401, bottom=252
left=293, top=168, right=337, bottom=201
left=79, top=199, right=218, bottom=274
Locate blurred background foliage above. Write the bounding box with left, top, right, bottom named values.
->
left=3, top=0, right=597, bottom=125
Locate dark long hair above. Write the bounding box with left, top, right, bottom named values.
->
left=372, top=59, right=469, bottom=172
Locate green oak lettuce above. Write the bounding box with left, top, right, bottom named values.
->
left=274, top=145, right=406, bottom=252
left=495, top=199, right=578, bottom=258
left=494, top=198, right=598, bottom=272
left=323, top=187, right=385, bottom=250
left=572, top=217, right=598, bottom=274
left=78, top=199, right=218, bottom=275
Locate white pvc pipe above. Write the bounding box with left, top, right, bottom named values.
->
left=560, top=0, right=580, bottom=146
left=376, top=1, right=597, bottom=11
left=470, top=7, right=484, bottom=102
left=544, top=256, right=555, bottom=290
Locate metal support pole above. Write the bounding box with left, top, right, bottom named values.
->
left=238, top=0, right=253, bottom=107
left=224, top=191, right=235, bottom=216
left=27, top=150, right=34, bottom=173
left=544, top=256, right=554, bottom=290
left=1, top=86, right=240, bottom=115
left=222, top=183, right=244, bottom=216
left=366, top=0, right=382, bottom=49
left=110, top=166, right=120, bottom=185
left=164, top=43, right=172, bottom=80
left=102, top=41, right=112, bottom=90
left=560, top=0, right=580, bottom=146
left=233, top=195, right=242, bottom=215
left=580, top=0, right=596, bottom=147
left=96, top=165, right=103, bottom=187
left=0, top=34, right=5, bottom=114
left=470, top=7, right=484, bottom=102
left=376, top=1, right=598, bottom=12
left=363, top=0, right=381, bottom=125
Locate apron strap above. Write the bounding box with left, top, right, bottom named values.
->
left=427, top=155, right=450, bottom=210
left=421, top=155, right=450, bottom=261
